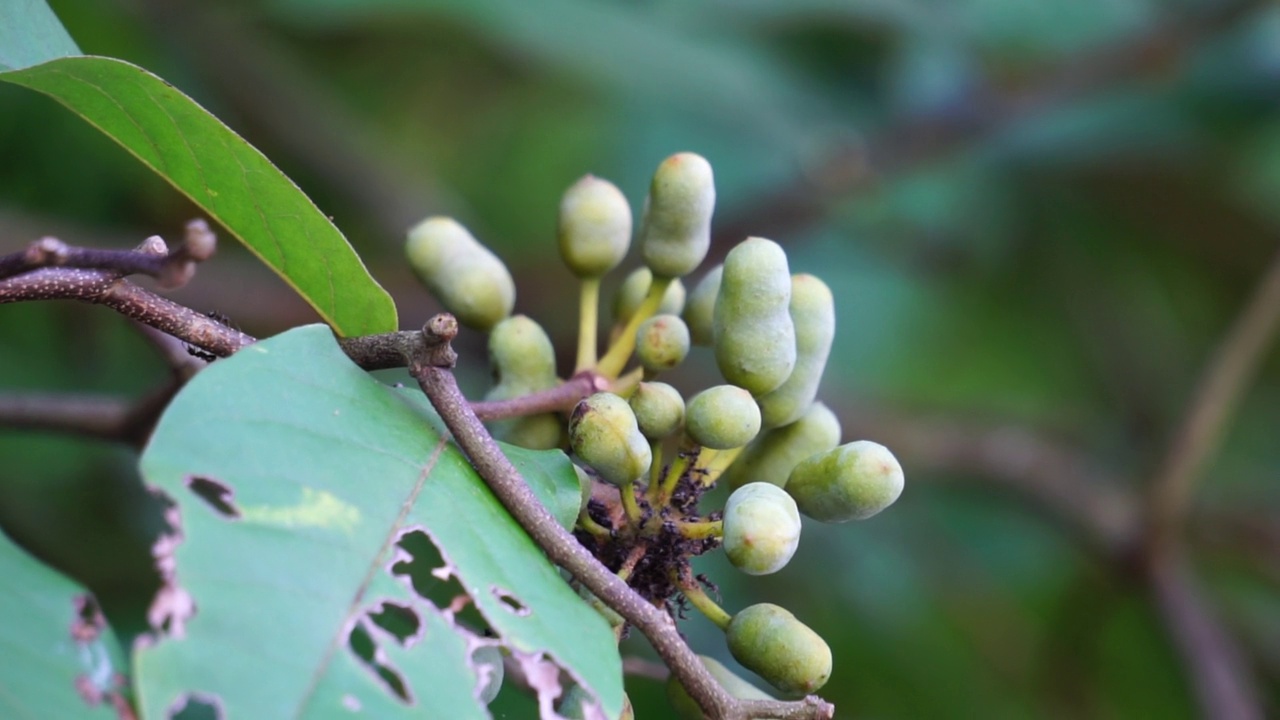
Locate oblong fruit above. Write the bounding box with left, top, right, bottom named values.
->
left=683, top=264, right=722, bottom=346
left=639, top=152, right=715, bottom=279
left=405, top=217, right=515, bottom=331
left=726, top=603, right=831, bottom=696
left=485, top=315, right=561, bottom=449
left=568, top=392, right=652, bottom=486
left=723, top=483, right=802, bottom=576
left=786, top=440, right=904, bottom=522
left=713, top=237, right=795, bottom=396
left=756, top=274, right=835, bottom=428
left=684, top=385, right=761, bottom=450
left=724, top=402, right=841, bottom=491
left=558, top=174, right=632, bottom=278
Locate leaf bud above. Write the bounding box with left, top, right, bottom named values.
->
left=639, top=152, right=715, bottom=279
left=406, top=217, right=515, bottom=331
left=685, top=385, right=761, bottom=450
left=558, top=174, right=632, bottom=278
left=786, top=440, right=904, bottom=522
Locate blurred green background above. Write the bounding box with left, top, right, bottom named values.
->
left=2, top=0, right=1279, bottom=717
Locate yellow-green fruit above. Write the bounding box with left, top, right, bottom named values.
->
left=568, top=392, right=652, bottom=486
left=756, top=275, right=835, bottom=428
left=724, top=402, right=841, bottom=491
left=406, top=217, right=515, bottom=331
left=636, top=314, right=691, bottom=374
left=683, top=264, right=722, bottom=346
left=558, top=174, right=632, bottom=278
left=613, top=267, right=686, bottom=323
left=471, top=645, right=504, bottom=704
left=723, top=482, right=802, bottom=576
left=786, top=440, right=904, bottom=522
left=726, top=604, right=832, bottom=696
left=639, top=152, right=715, bottom=279
left=666, top=655, right=777, bottom=719
left=629, top=382, right=685, bottom=440
left=485, top=315, right=561, bottom=450
left=685, top=385, right=761, bottom=450
left=713, top=237, right=796, bottom=396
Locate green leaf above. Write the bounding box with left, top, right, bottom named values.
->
left=0, top=0, right=80, bottom=71
left=0, top=528, right=128, bottom=719
left=136, top=325, right=623, bottom=718
left=0, top=56, right=397, bottom=337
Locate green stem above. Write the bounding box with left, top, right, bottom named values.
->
left=577, top=508, right=612, bottom=540
left=596, top=276, right=673, bottom=378
left=674, top=519, right=723, bottom=541
left=676, top=571, right=732, bottom=630
left=620, top=478, right=643, bottom=528
left=655, top=442, right=698, bottom=507
left=574, top=277, right=601, bottom=373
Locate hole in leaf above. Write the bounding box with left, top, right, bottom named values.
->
left=168, top=692, right=224, bottom=720
left=71, top=594, right=105, bottom=643
left=390, top=530, right=479, bottom=620
left=369, top=602, right=420, bottom=645
left=492, top=587, right=530, bottom=616
left=348, top=622, right=412, bottom=703
left=185, top=476, right=240, bottom=519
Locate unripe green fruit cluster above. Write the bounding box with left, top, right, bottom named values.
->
left=403, top=151, right=907, bottom=716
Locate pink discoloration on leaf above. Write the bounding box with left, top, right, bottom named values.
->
left=146, top=499, right=196, bottom=639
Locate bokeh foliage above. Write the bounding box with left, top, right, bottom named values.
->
left=2, top=0, right=1279, bottom=717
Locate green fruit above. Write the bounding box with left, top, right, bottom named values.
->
left=629, top=382, right=685, bottom=440
left=558, top=174, right=632, bottom=278
left=471, top=645, right=504, bottom=705
left=487, top=315, right=558, bottom=389
left=666, top=655, right=777, bottom=719
left=756, top=274, right=835, bottom=428
left=405, top=217, right=515, bottom=331
left=485, top=316, right=561, bottom=450
left=724, top=402, right=841, bottom=491
left=613, top=267, right=686, bottom=323
left=786, top=440, right=904, bottom=522
left=726, top=604, right=832, bottom=696
left=723, top=483, right=802, bottom=576
left=713, top=237, right=796, bottom=396
left=639, top=152, right=715, bottom=279
left=683, top=264, right=722, bottom=346
left=685, top=385, right=761, bottom=450
left=635, top=314, right=691, bottom=374
left=568, top=393, right=652, bottom=486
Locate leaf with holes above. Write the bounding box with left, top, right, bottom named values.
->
left=0, top=528, right=129, bottom=718
left=0, top=56, right=397, bottom=336
left=135, top=325, right=624, bottom=719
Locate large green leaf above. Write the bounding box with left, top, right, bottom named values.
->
left=0, top=56, right=397, bottom=337
left=0, top=528, right=129, bottom=719
left=0, top=0, right=80, bottom=71
left=135, top=325, right=623, bottom=718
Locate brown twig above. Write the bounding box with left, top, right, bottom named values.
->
left=0, top=221, right=215, bottom=288
left=410, top=314, right=833, bottom=720
left=622, top=656, right=671, bottom=682
left=468, top=372, right=608, bottom=421
left=1148, top=555, right=1262, bottom=720
left=0, top=386, right=176, bottom=448
left=1146, top=246, right=1280, bottom=551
